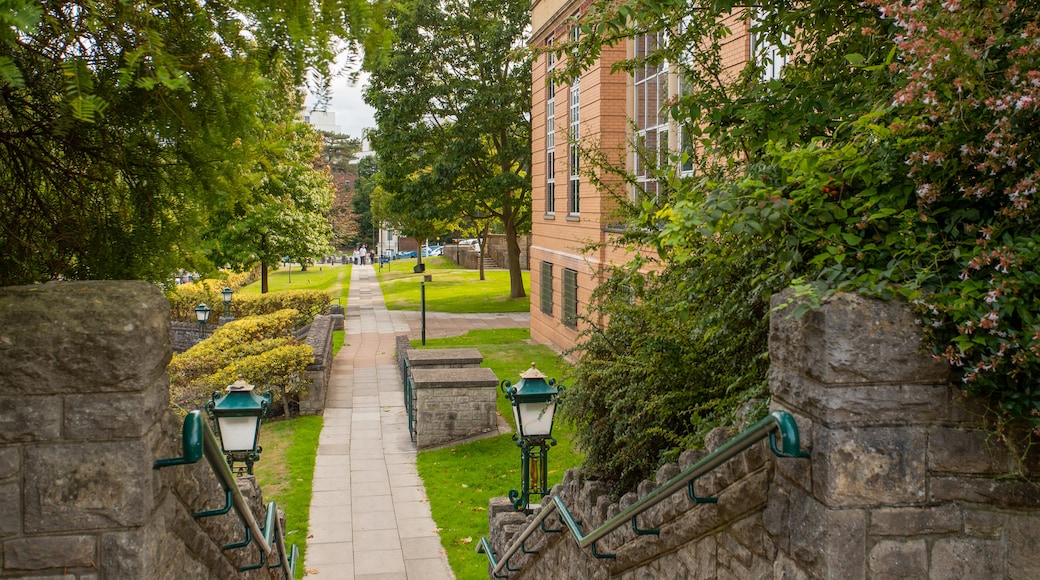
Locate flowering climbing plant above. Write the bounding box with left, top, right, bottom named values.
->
left=843, top=0, right=1040, bottom=428
left=735, top=0, right=1040, bottom=430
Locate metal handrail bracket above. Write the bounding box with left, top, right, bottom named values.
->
left=154, top=410, right=296, bottom=578
left=482, top=410, right=809, bottom=576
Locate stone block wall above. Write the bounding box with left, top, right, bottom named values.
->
left=767, top=291, right=1040, bottom=579
left=486, top=291, right=1040, bottom=578
left=0, top=281, right=282, bottom=579
left=412, top=367, right=500, bottom=450
left=299, top=314, right=334, bottom=414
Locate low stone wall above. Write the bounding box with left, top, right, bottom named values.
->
left=299, top=314, right=334, bottom=414
left=0, top=281, right=282, bottom=579
left=406, top=348, right=483, bottom=369
left=412, top=367, right=499, bottom=450
left=487, top=291, right=1040, bottom=578
left=396, top=344, right=501, bottom=449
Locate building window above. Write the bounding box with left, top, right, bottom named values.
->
left=540, top=261, right=554, bottom=315
left=546, top=45, right=556, bottom=215
left=633, top=31, right=668, bottom=201
left=750, top=11, right=789, bottom=81
left=563, top=268, right=578, bottom=328
left=568, top=27, right=581, bottom=215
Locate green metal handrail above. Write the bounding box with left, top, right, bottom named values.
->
left=478, top=410, right=809, bottom=576
left=402, top=357, right=417, bottom=441
left=154, top=410, right=297, bottom=578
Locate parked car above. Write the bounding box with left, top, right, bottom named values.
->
left=396, top=250, right=417, bottom=259
left=422, top=245, right=443, bottom=257
left=458, top=238, right=479, bottom=247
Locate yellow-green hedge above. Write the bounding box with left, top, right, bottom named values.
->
left=168, top=285, right=330, bottom=327
left=169, top=309, right=313, bottom=415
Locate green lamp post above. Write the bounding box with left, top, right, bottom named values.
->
left=194, top=303, right=211, bottom=340
left=205, top=379, right=273, bottom=475
left=221, top=287, right=233, bottom=318
left=501, top=363, right=562, bottom=511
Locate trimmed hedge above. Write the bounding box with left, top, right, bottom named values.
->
left=169, top=309, right=313, bottom=416
left=168, top=285, right=331, bottom=327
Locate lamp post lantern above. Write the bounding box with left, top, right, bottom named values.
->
left=501, top=363, right=562, bottom=511
left=194, top=303, right=211, bottom=340
left=205, top=379, right=273, bottom=475
left=221, top=287, right=233, bottom=318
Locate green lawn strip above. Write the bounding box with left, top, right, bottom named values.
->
left=379, top=258, right=529, bottom=313
left=413, top=329, right=582, bottom=579
left=239, top=264, right=351, bottom=302
left=253, top=415, right=323, bottom=579
left=332, top=329, right=345, bottom=357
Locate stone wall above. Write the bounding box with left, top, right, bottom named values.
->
left=396, top=345, right=501, bottom=449
left=0, top=281, right=283, bottom=579
left=298, top=314, right=334, bottom=415
left=486, top=291, right=1040, bottom=578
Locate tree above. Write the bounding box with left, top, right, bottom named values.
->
left=352, top=154, right=380, bottom=249
left=364, top=0, right=532, bottom=297
left=206, top=122, right=335, bottom=293
left=0, top=0, right=385, bottom=286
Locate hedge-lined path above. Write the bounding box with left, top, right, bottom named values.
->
left=304, top=264, right=453, bottom=579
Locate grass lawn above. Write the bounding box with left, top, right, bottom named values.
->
left=239, top=263, right=351, bottom=303
left=413, top=329, right=582, bottom=580
left=378, top=257, right=529, bottom=313
left=253, top=414, right=323, bottom=580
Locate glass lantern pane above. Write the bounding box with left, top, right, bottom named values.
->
left=518, top=400, right=556, bottom=436
left=217, top=416, right=259, bottom=452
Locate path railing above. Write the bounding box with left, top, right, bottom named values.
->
left=401, top=357, right=417, bottom=441
left=478, top=410, right=809, bottom=577
left=155, top=410, right=299, bottom=578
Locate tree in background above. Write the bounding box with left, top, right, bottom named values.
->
left=320, top=133, right=363, bottom=249
left=0, top=0, right=387, bottom=286
left=364, top=0, right=531, bottom=296
left=205, top=122, right=335, bottom=293
left=352, top=154, right=380, bottom=250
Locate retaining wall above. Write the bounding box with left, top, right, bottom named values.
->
left=487, top=291, right=1040, bottom=578
left=0, top=281, right=281, bottom=579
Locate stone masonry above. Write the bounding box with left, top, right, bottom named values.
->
left=486, top=291, right=1040, bottom=578
left=397, top=346, right=500, bottom=450
left=0, top=281, right=283, bottom=579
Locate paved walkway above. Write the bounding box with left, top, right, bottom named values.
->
left=304, top=264, right=528, bottom=578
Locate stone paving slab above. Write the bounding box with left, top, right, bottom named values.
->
left=305, top=264, right=454, bottom=579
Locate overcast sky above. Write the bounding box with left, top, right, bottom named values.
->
left=305, top=68, right=377, bottom=140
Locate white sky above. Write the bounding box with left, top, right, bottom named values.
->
left=305, top=54, right=377, bottom=140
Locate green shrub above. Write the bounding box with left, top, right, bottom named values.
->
left=168, top=284, right=330, bottom=327
left=169, top=309, right=313, bottom=415
left=562, top=253, right=777, bottom=497
left=203, top=344, right=314, bottom=418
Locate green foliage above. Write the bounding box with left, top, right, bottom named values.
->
left=364, top=0, right=532, bottom=297
left=559, top=0, right=1040, bottom=483
left=561, top=261, right=774, bottom=496
left=168, top=287, right=331, bottom=326
left=168, top=309, right=311, bottom=414
left=0, top=1, right=384, bottom=286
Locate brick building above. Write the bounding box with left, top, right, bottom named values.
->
left=528, top=3, right=774, bottom=352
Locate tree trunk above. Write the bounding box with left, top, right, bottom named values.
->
left=478, top=223, right=488, bottom=281
left=503, top=202, right=526, bottom=299
left=261, top=262, right=269, bottom=294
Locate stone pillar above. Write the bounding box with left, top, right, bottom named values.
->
left=411, top=367, right=499, bottom=449
left=767, top=290, right=1040, bottom=579
left=0, top=281, right=172, bottom=577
